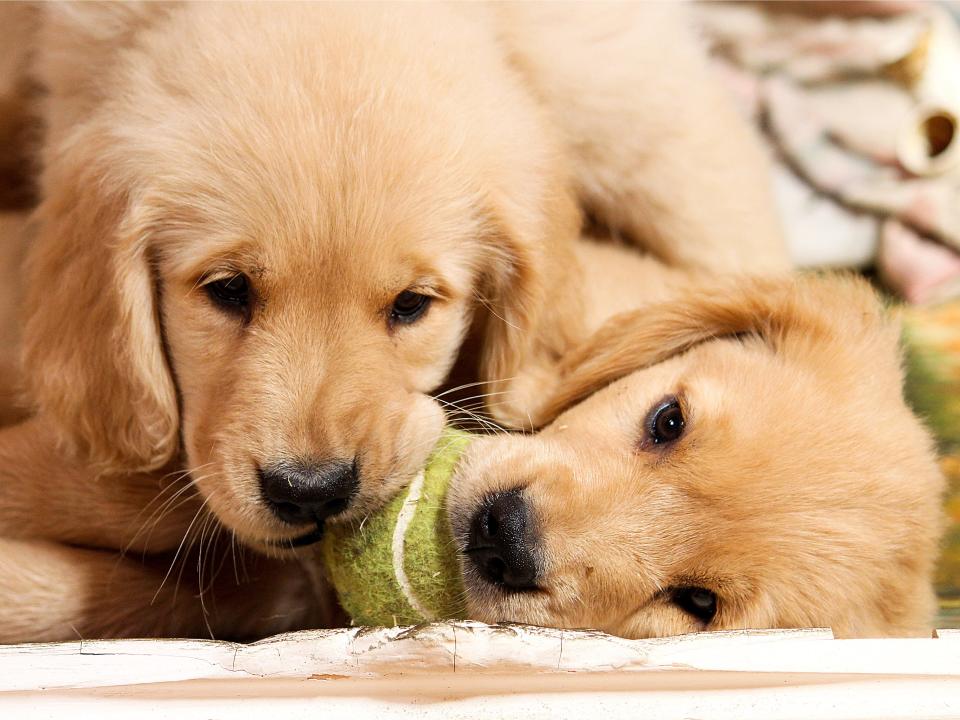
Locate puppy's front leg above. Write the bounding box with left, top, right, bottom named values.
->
left=0, top=538, right=327, bottom=643
left=499, top=3, right=788, bottom=273
left=0, top=419, right=337, bottom=640
left=0, top=538, right=199, bottom=643
left=0, top=417, right=201, bottom=553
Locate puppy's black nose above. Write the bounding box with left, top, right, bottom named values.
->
left=259, top=459, right=358, bottom=525
left=467, top=489, right=540, bottom=590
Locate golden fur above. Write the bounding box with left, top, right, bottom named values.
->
left=0, top=3, right=791, bottom=641
left=0, top=216, right=944, bottom=640
left=447, top=248, right=946, bottom=638
left=0, top=213, right=27, bottom=426
left=0, top=2, right=37, bottom=210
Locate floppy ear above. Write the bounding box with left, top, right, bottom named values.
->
left=475, top=184, right=586, bottom=429
left=534, top=273, right=899, bottom=425
left=21, top=154, right=178, bottom=472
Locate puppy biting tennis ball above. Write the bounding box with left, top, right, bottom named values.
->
left=321, top=428, right=472, bottom=626
left=319, top=295, right=951, bottom=634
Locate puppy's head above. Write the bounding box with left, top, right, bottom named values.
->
left=448, top=275, right=945, bottom=637
left=22, top=3, right=580, bottom=552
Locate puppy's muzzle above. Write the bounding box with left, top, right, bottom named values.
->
left=259, top=459, right=358, bottom=527
left=466, top=489, right=540, bottom=590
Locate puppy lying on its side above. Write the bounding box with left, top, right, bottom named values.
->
left=444, top=244, right=945, bottom=638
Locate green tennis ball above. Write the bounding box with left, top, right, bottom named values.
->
left=321, top=427, right=474, bottom=626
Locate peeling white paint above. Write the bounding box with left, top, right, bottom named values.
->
left=1, top=623, right=959, bottom=718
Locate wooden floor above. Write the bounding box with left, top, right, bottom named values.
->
left=2, top=623, right=959, bottom=719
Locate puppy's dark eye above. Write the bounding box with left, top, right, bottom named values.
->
left=205, top=274, right=250, bottom=313
left=390, top=290, right=431, bottom=325
left=671, top=586, right=717, bottom=623
left=647, top=396, right=685, bottom=445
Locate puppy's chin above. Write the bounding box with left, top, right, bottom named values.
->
left=188, top=394, right=447, bottom=555
left=459, top=576, right=555, bottom=627
left=187, top=462, right=320, bottom=556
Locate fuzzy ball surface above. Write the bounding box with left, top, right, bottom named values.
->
left=321, top=428, right=473, bottom=626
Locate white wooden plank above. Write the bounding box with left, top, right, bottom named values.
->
left=2, top=624, right=959, bottom=720
left=2, top=674, right=960, bottom=720
left=3, top=622, right=960, bottom=694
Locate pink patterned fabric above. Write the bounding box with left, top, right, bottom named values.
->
left=697, top=2, right=960, bottom=304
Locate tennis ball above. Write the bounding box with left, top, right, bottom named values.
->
left=321, top=427, right=474, bottom=626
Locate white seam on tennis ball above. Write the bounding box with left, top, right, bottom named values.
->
left=391, top=470, right=433, bottom=620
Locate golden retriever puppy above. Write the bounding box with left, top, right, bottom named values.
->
left=0, top=3, right=790, bottom=641
left=447, top=264, right=945, bottom=638
left=12, top=2, right=785, bottom=553
left=19, top=2, right=579, bottom=556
